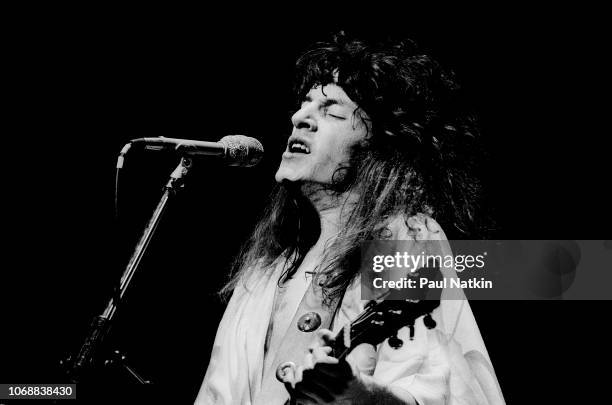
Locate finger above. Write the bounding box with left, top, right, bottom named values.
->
left=303, top=346, right=338, bottom=374
left=315, top=328, right=336, bottom=346
left=310, top=346, right=339, bottom=366
left=293, top=365, right=304, bottom=388
left=307, top=344, right=332, bottom=355
left=302, top=351, right=315, bottom=370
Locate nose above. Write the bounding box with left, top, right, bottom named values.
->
left=291, top=103, right=317, bottom=131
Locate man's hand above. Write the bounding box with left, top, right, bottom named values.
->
left=279, top=329, right=377, bottom=404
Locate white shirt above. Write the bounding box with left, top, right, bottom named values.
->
left=196, top=214, right=505, bottom=404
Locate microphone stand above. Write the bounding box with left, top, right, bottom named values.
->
left=65, top=156, right=193, bottom=384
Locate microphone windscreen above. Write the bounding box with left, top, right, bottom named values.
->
left=219, top=135, right=264, bottom=167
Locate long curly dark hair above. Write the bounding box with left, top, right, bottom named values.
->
left=221, top=32, right=487, bottom=305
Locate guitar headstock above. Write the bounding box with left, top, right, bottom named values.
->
left=333, top=297, right=440, bottom=359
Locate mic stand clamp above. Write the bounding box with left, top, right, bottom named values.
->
left=64, top=157, right=193, bottom=384
left=103, top=349, right=152, bottom=384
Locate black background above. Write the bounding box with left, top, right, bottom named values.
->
left=3, top=5, right=610, bottom=404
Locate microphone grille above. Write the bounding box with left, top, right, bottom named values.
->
left=219, top=135, right=264, bottom=167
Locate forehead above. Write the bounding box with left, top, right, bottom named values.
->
left=305, top=84, right=358, bottom=107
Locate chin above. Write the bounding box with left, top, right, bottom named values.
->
left=275, top=159, right=308, bottom=182
left=275, top=168, right=297, bottom=183
left=274, top=172, right=285, bottom=183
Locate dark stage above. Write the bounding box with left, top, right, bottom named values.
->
left=3, top=7, right=610, bottom=404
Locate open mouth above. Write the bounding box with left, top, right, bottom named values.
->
left=288, top=139, right=311, bottom=154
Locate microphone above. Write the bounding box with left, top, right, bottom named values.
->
left=128, top=135, right=264, bottom=167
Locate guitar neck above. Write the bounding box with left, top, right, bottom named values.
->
left=331, top=327, right=351, bottom=360
left=330, top=321, right=374, bottom=361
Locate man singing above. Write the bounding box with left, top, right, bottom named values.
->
left=196, top=32, right=504, bottom=404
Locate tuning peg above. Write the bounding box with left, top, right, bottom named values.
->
left=409, top=323, right=415, bottom=340
left=423, top=313, right=437, bottom=329
left=388, top=333, right=403, bottom=349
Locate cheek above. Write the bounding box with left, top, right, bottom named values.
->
left=311, top=142, right=353, bottom=182
left=325, top=135, right=358, bottom=165
left=312, top=143, right=344, bottom=175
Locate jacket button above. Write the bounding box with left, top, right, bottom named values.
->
left=297, top=312, right=322, bottom=332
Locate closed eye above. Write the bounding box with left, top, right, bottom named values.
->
left=324, top=106, right=346, bottom=119
left=323, top=104, right=345, bottom=119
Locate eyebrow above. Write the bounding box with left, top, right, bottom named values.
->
left=322, top=98, right=345, bottom=107
left=303, top=94, right=348, bottom=107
